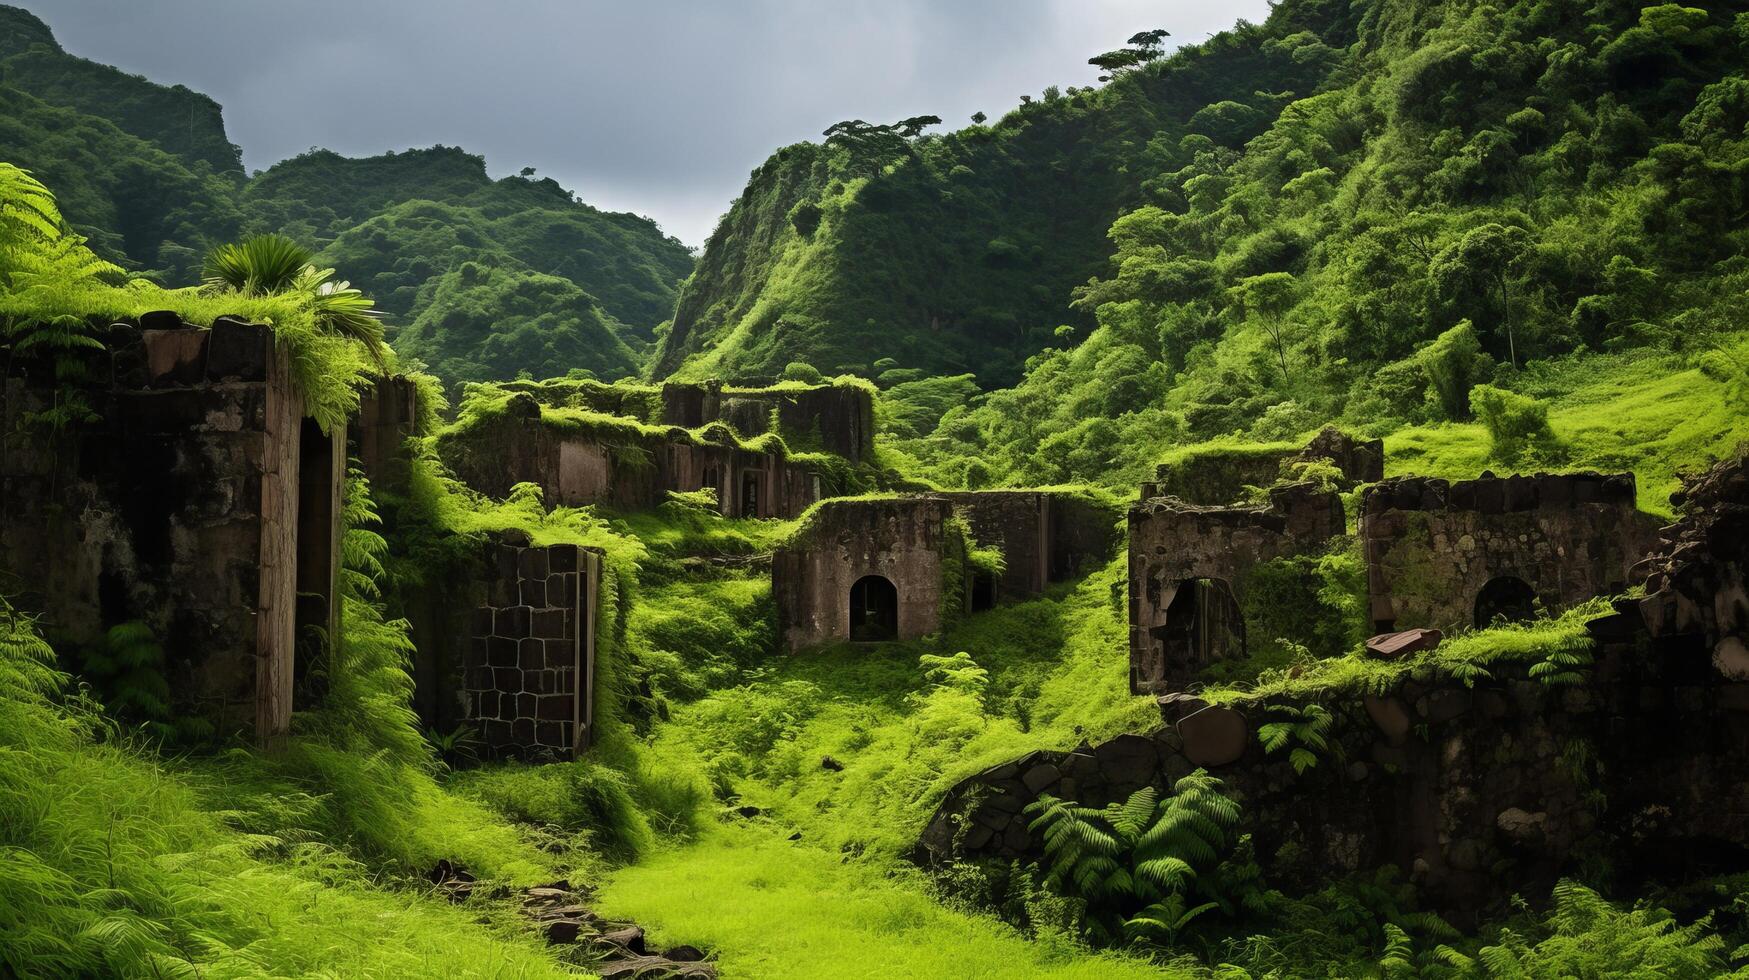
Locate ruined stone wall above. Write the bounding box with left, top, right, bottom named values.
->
left=662, top=380, right=874, bottom=464
left=773, top=497, right=954, bottom=650
left=941, top=491, right=1121, bottom=600
left=349, top=374, right=419, bottom=495
left=454, top=536, right=600, bottom=759
left=1143, top=427, right=1384, bottom=505
left=921, top=603, right=1749, bottom=922
left=0, top=315, right=338, bottom=741
left=440, top=404, right=825, bottom=519
left=1129, top=484, right=1345, bottom=693
left=1361, top=472, right=1658, bottom=632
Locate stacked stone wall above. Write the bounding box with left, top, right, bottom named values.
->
left=773, top=496, right=953, bottom=650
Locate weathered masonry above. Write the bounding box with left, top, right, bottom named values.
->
left=1141, top=426, right=1384, bottom=505
left=921, top=455, right=1749, bottom=922
left=939, top=490, right=1121, bottom=607
left=0, top=315, right=342, bottom=742
left=1361, top=472, right=1659, bottom=633
left=1128, top=483, right=1345, bottom=694
left=440, top=393, right=830, bottom=519
left=660, top=379, right=874, bottom=464
left=773, top=497, right=960, bottom=650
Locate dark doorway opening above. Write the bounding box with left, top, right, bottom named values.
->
left=970, top=570, right=997, bottom=612
left=849, top=574, right=898, bottom=642
left=294, top=418, right=339, bottom=708
left=1151, top=578, right=1245, bottom=672
left=740, top=470, right=761, bottom=518
left=1475, top=575, right=1538, bottom=628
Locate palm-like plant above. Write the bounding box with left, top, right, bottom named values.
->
left=1024, top=770, right=1244, bottom=946
left=203, top=233, right=386, bottom=364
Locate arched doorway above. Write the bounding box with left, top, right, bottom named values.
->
left=849, top=574, right=898, bottom=641
left=1475, top=575, right=1538, bottom=628
left=1151, top=577, right=1245, bottom=671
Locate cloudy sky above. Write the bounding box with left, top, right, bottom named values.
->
left=37, top=0, right=1272, bottom=246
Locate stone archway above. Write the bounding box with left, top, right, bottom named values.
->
left=849, top=574, right=899, bottom=642
left=1475, top=575, right=1538, bottom=628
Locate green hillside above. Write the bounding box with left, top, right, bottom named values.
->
left=883, top=0, right=1749, bottom=496
left=0, top=4, right=694, bottom=382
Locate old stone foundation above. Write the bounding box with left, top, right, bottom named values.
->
left=938, top=490, right=1120, bottom=606
left=1141, top=426, right=1384, bottom=505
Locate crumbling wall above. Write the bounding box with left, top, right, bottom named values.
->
left=0, top=315, right=338, bottom=742
left=941, top=490, right=1121, bottom=601
left=773, top=497, right=955, bottom=650
left=1361, top=472, right=1658, bottom=632
left=439, top=400, right=825, bottom=518
left=662, top=380, right=874, bottom=463
left=349, top=374, right=420, bottom=495
left=1143, top=427, right=1384, bottom=505
left=1129, top=484, right=1345, bottom=693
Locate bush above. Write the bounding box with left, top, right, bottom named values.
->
left=1470, top=384, right=1564, bottom=465
left=780, top=361, right=824, bottom=384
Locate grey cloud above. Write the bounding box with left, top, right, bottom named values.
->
left=35, top=0, right=1271, bottom=244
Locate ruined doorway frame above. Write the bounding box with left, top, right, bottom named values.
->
left=849, top=574, right=899, bottom=642
left=740, top=468, right=763, bottom=518
left=1152, top=576, right=1246, bottom=673
left=1474, top=574, right=1538, bottom=628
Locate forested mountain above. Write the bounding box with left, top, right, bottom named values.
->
left=0, top=4, right=693, bottom=382
left=878, top=0, right=1749, bottom=492
left=654, top=2, right=1359, bottom=384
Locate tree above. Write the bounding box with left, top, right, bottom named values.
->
left=1230, top=272, right=1298, bottom=383
left=1089, top=28, right=1171, bottom=81
left=971, top=111, right=987, bottom=125
left=822, top=116, right=939, bottom=176
left=518, top=166, right=536, bottom=178
left=1429, top=223, right=1533, bottom=368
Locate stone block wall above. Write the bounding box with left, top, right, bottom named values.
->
left=349, top=374, right=420, bottom=495
left=940, top=491, right=1121, bottom=601
left=1129, top=483, right=1346, bottom=693
left=440, top=401, right=826, bottom=519
left=0, top=315, right=339, bottom=742
left=457, top=537, right=601, bottom=758
left=1360, top=472, right=1659, bottom=632
left=1142, top=427, right=1384, bottom=505
left=773, top=496, right=956, bottom=650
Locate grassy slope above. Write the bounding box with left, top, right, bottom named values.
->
left=598, top=826, right=1174, bottom=980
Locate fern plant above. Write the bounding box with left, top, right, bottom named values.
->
left=202, top=233, right=386, bottom=364
left=1257, top=703, right=1335, bottom=773
left=75, top=621, right=212, bottom=747
left=1023, top=770, right=1245, bottom=946
left=1527, top=630, right=1593, bottom=686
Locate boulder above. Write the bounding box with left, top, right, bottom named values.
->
left=1177, top=705, right=1247, bottom=767
left=1364, top=695, right=1412, bottom=743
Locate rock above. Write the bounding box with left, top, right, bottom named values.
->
left=598, top=956, right=716, bottom=979
left=524, top=886, right=572, bottom=902
left=545, top=918, right=584, bottom=944
left=733, top=804, right=762, bottom=819
left=1496, top=807, right=1548, bottom=849
left=1020, top=763, right=1061, bottom=794
left=665, top=945, right=708, bottom=962
left=820, top=755, right=844, bottom=771
left=1177, top=705, right=1247, bottom=767
left=1366, top=628, right=1443, bottom=660
left=787, top=831, right=802, bottom=841
left=1364, top=695, right=1411, bottom=743
left=138, top=309, right=183, bottom=331
left=596, top=926, right=646, bottom=955
left=1093, top=733, right=1159, bottom=779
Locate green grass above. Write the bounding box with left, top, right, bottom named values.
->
left=1386, top=342, right=1749, bottom=518
left=596, top=825, right=1178, bottom=980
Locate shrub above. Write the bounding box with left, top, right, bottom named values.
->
left=1470, top=384, right=1564, bottom=465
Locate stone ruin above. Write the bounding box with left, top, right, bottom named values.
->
left=660, top=379, right=874, bottom=464
left=1128, top=483, right=1346, bottom=693
left=405, top=533, right=603, bottom=759
left=938, top=490, right=1120, bottom=607
left=922, top=456, right=1749, bottom=920
left=772, top=491, right=1122, bottom=651
left=1140, top=426, right=1383, bottom=504
left=0, top=315, right=340, bottom=742
left=1361, top=471, right=1660, bottom=633
left=439, top=392, right=831, bottom=520
left=772, top=497, right=960, bottom=650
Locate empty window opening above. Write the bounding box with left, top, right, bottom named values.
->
left=701, top=465, right=720, bottom=491
left=849, top=575, right=899, bottom=642
left=293, top=417, right=339, bottom=708
left=1475, top=575, right=1538, bottom=628
left=1151, top=577, right=1245, bottom=670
